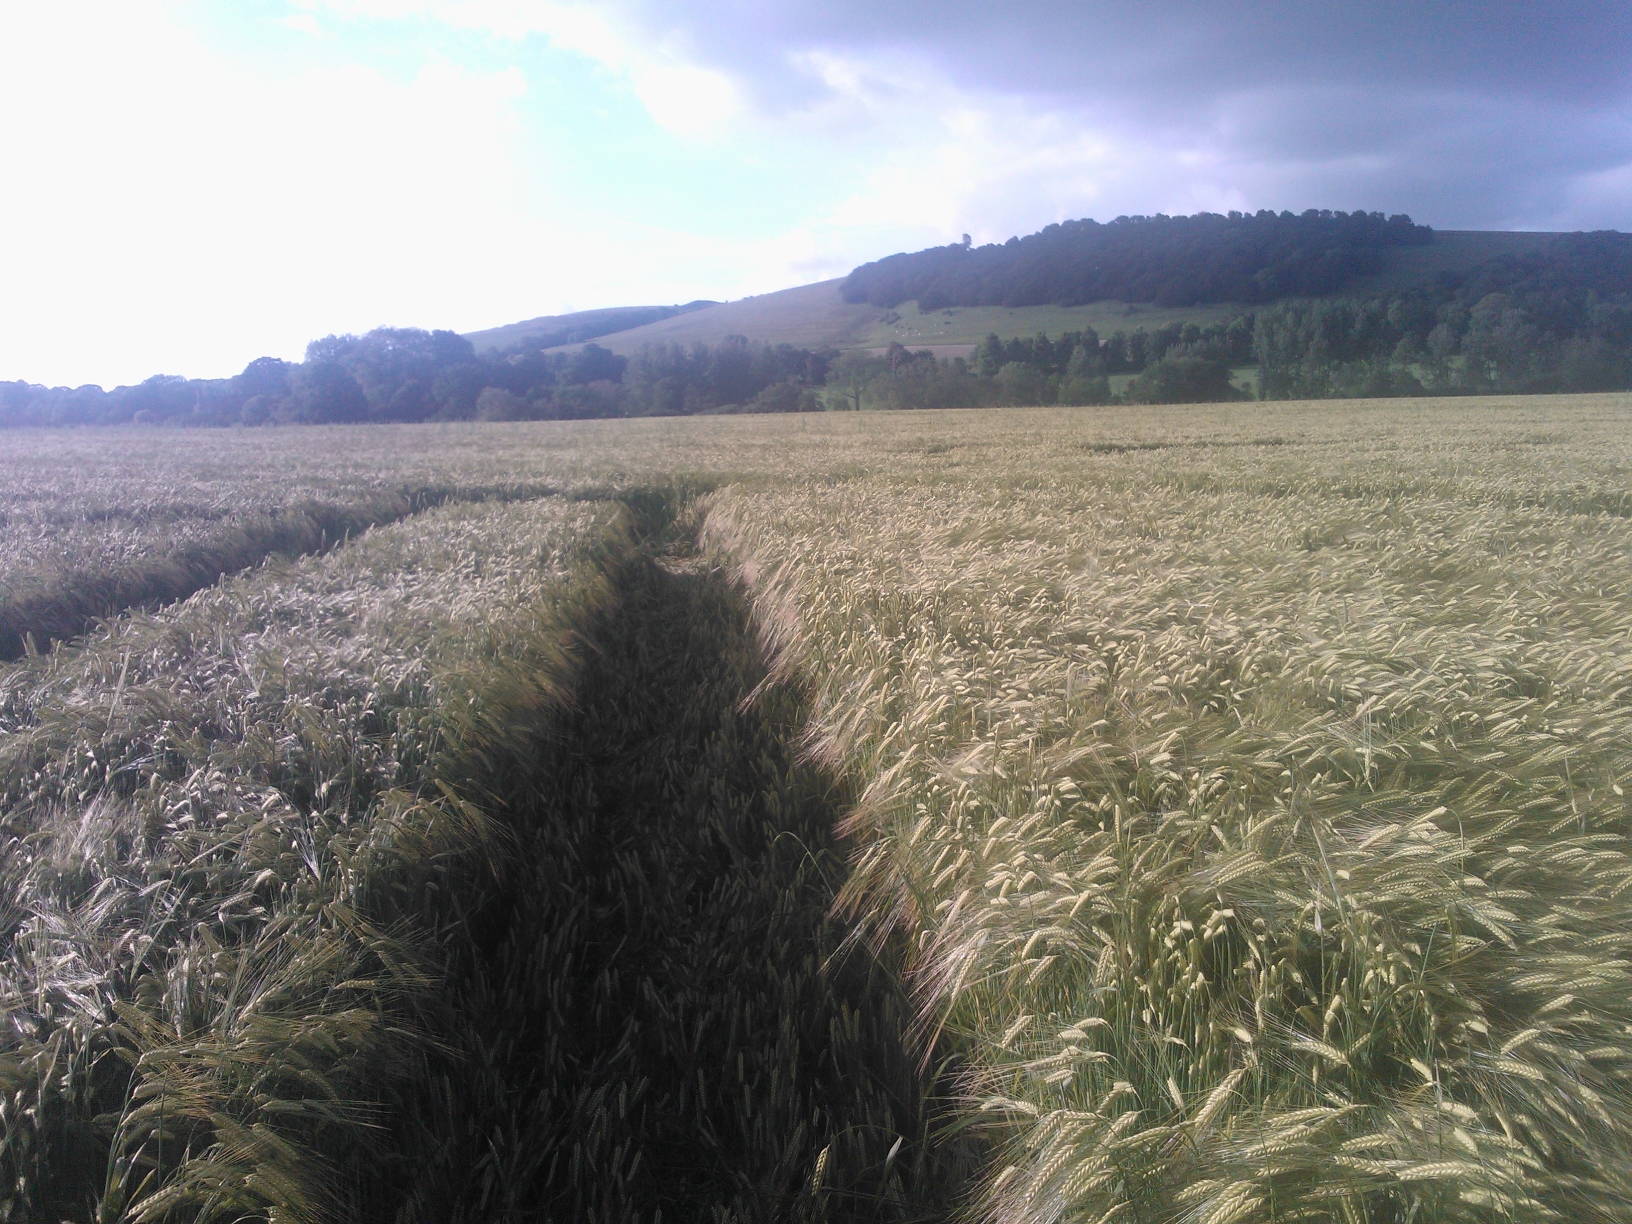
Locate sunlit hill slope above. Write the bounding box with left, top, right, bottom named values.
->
left=467, top=228, right=1560, bottom=357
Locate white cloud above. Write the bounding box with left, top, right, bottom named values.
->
left=767, top=50, right=1242, bottom=258
left=307, top=0, right=744, bottom=136
left=623, top=61, right=741, bottom=137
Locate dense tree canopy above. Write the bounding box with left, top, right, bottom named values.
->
left=1252, top=231, right=1632, bottom=398
left=842, top=210, right=1433, bottom=309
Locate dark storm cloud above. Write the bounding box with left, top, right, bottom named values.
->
left=601, top=0, right=1632, bottom=228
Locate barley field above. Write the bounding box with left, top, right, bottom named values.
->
left=0, top=424, right=638, bottom=661
left=2, top=395, right=1630, bottom=1223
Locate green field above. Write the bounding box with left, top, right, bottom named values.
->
left=538, top=280, right=1252, bottom=358
left=4, top=395, right=1632, bottom=1222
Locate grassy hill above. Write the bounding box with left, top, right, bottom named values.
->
left=527, top=280, right=886, bottom=355
left=465, top=300, right=719, bottom=353
left=471, top=229, right=1569, bottom=357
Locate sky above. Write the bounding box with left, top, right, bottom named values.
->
left=2, top=0, right=1629, bottom=389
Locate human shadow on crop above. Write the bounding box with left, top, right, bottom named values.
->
left=390, top=518, right=977, bottom=1222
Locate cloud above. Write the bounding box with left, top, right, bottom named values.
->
left=308, top=0, right=745, bottom=135
left=399, top=0, right=1632, bottom=231
left=573, top=0, right=1632, bottom=115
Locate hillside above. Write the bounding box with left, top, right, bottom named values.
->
left=515, top=228, right=1572, bottom=357
left=552, top=282, right=1248, bottom=358
left=465, top=300, right=718, bottom=353
left=532, top=280, right=886, bottom=355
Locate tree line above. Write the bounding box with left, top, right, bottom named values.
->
left=842, top=210, right=1433, bottom=310
left=1, top=316, right=1266, bottom=429
left=829, top=317, right=1258, bottom=410
left=0, top=331, right=833, bottom=428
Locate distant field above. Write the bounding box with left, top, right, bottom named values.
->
left=856, top=297, right=1246, bottom=348
left=524, top=229, right=1558, bottom=357
left=5, top=394, right=1631, bottom=1222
